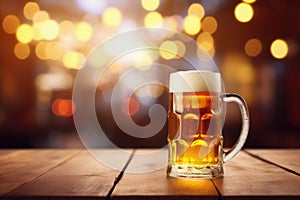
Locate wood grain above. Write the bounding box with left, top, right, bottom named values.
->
left=246, top=149, right=300, bottom=174
left=5, top=150, right=127, bottom=200
left=1, top=149, right=300, bottom=199
left=0, top=150, right=16, bottom=157
left=213, top=151, right=300, bottom=199
left=0, top=149, right=80, bottom=195
left=112, top=149, right=218, bottom=200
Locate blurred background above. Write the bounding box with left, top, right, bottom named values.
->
left=0, top=0, right=299, bottom=148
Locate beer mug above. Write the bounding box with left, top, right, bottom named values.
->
left=167, top=70, right=249, bottom=179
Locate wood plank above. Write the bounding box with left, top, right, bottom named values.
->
left=2, top=149, right=300, bottom=199
left=0, top=150, right=16, bottom=157
left=0, top=149, right=81, bottom=196
left=5, top=149, right=130, bottom=200
left=112, top=149, right=218, bottom=200
left=213, top=151, right=300, bottom=199
left=246, top=149, right=300, bottom=174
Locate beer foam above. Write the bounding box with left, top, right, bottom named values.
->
left=169, top=70, right=221, bottom=93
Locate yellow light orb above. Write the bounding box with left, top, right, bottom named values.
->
left=202, top=16, right=218, bottom=34
left=40, top=19, right=59, bottom=40
left=197, top=32, right=214, bottom=45
left=59, top=20, right=74, bottom=35
left=188, top=3, right=205, bottom=20
left=45, top=42, right=64, bottom=60
left=183, top=15, right=201, bottom=35
left=234, top=3, right=254, bottom=23
left=270, top=39, right=289, bottom=59
left=163, top=17, right=178, bottom=31
left=245, top=38, right=262, bottom=57
left=159, top=40, right=178, bottom=60
left=14, top=42, right=30, bottom=60
left=2, top=15, right=20, bottom=34
left=63, top=51, right=85, bottom=69
left=243, top=0, right=256, bottom=3
left=144, top=12, right=163, bottom=28
left=33, top=11, right=49, bottom=24
left=23, top=2, right=40, bottom=20
left=141, top=0, right=160, bottom=11
left=16, top=24, right=34, bottom=43
left=74, top=22, right=93, bottom=42
left=32, top=23, right=43, bottom=41
left=200, top=41, right=213, bottom=52
left=35, top=41, right=48, bottom=60
left=174, top=40, right=186, bottom=58
left=102, top=7, right=122, bottom=27
left=197, top=32, right=215, bottom=58
left=164, top=15, right=183, bottom=32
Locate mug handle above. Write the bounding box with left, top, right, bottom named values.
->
left=222, top=93, right=250, bottom=163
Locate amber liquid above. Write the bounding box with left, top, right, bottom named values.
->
left=167, top=92, right=223, bottom=171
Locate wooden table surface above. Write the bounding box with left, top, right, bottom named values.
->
left=0, top=149, right=299, bottom=200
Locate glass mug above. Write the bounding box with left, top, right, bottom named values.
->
left=167, top=70, right=249, bottom=179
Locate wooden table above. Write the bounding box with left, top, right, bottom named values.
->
left=0, top=149, right=299, bottom=199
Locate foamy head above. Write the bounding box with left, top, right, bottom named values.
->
left=169, top=70, right=221, bottom=93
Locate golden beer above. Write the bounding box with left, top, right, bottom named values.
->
left=167, top=92, right=223, bottom=178
left=167, top=70, right=249, bottom=179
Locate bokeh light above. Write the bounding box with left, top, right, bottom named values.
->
left=32, top=23, right=43, bottom=41
left=202, top=16, right=218, bottom=34
left=197, top=32, right=215, bottom=58
left=174, top=40, right=186, bottom=58
left=63, top=51, right=85, bottom=69
left=163, top=17, right=178, bottom=32
left=183, top=15, right=201, bottom=35
left=31, top=11, right=51, bottom=41
left=23, top=2, right=40, bottom=20
left=222, top=53, right=256, bottom=104
left=16, top=24, right=34, bottom=44
left=234, top=3, right=254, bottom=23
left=197, top=32, right=214, bottom=51
left=141, top=0, right=160, bottom=11
left=35, top=73, right=73, bottom=91
left=74, top=22, right=93, bottom=42
left=45, top=42, right=64, bottom=60
left=243, top=0, right=256, bottom=3
left=14, top=42, right=30, bottom=60
left=245, top=38, right=262, bottom=57
left=2, top=15, right=20, bottom=34
left=40, top=19, right=59, bottom=40
left=144, top=11, right=163, bottom=28
left=102, top=7, right=122, bottom=27
left=35, top=41, right=48, bottom=60
left=270, top=39, right=289, bottom=59
left=59, top=20, right=75, bottom=36
left=164, top=15, right=183, bottom=32
left=33, top=10, right=49, bottom=24
left=51, top=99, right=75, bottom=117
left=188, top=3, right=205, bottom=20
left=159, top=40, right=177, bottom=60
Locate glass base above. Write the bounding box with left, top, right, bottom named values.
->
left=167, top=164, right=224, bottom=179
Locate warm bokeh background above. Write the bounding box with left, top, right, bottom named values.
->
left=0, top=0, right=299, bottom=148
